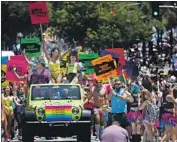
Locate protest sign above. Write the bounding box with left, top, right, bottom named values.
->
left=21, top=38, right=41, bottom=58
left=28, top=2, right=49, bottom=25
left=106, top=48, right=125, bottom=66
left=100, top=50, right=119, bottom=59
left=79, top=53, right=99, bottom=75
left=92, top=55, right=117, bottom=80
left=2, top=65, right=9, bottom=87
left=6, top=60, right=28, bottom=82
left=78, top=53, right=99, bottom=60
left=10, top=55, right=29, bottom=66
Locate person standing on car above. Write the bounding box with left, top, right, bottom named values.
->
left=67, top=54, right=81, bottom=83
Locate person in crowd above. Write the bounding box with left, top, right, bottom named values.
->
left=13, top=86, right=26, bottom=140
left=126, top=81, right=141, bottom=142
left=83, top=85, right=95, bottom=135
left=1, top=99, right=8, bottom=141
left=84, top=80, right=109, bottom=140
left=108, top=80, right=132, bottom=130
left=139, top=90, right=159, bottom=142
left=2, top=86, right=14, bottom=141
left=161, top=84, right=177, bottom=142
left=101, top=117, right=130, bottom=142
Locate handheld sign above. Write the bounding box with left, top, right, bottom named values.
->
left=107, top=48, right=125, bottom=66
left=10, top=55, right=29, bottom=66
left=92, top=55, right=117, bottom=81
left=79, top=53, right=99, bottom=75
left=2, top=65, right=9, bottom=87
left=6, top=60, right=28, bottom=82
left=21, top=38, right=41, bottom=58
left=28, top=2, right=49, bottom=25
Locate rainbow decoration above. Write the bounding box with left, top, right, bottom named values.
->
left=45, top=105, right=72, bottom=122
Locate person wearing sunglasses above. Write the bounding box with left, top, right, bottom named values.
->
left=108, top=80, right=132, bottom=130
left=84, top=80, right=109, bottom=140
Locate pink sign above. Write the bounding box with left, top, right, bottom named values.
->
left=28, top=2, right=49, bottom=25
left=106, top=48, right=125, bottom=66
left=10, top=55, right=29, bottom=66
left=6, top=60, right=28, bottom=82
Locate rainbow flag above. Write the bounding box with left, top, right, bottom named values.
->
left=45, top=105, right=72, bottom=121
left=119, top=73, right=127, bottom=85
left=122, top=70, right=129, bottom=79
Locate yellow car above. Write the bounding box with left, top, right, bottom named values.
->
left=21, top=84, right=91, bottom=142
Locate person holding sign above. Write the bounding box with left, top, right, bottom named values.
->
left=13, top=57, right=51, bottom=87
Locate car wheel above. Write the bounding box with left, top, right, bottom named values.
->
left=22, top=129, right=34, bottom=142
left=77, top=127, right=91, bottom=142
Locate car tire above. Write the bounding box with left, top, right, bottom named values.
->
left=22, top=128, right=34, bottom=142
left=77, top=127, right=91, bottom=142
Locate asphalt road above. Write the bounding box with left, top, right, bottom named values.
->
left=3, top=135, right=99, bottom=142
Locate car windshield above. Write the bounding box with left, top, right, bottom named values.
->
left=31, top=85, right=81, bottom=100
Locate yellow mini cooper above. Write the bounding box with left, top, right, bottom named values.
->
left=21, top=84, right=91, bottom=142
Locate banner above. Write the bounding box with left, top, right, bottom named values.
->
left=92, top=55, right=117, bottom=80
left=2, top=65, right=9, bottom=87
left=28, top=2, right=49, bottom=25
left=6, top=60, right=28, bottom=82
left=45, top=105, right=72, bottom=121
left=107, top=48, right=125, bottom=66
left=20, top=38, right=41, bottom=58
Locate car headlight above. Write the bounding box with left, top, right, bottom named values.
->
left=37, top=108, right=45, bottom=116
left=72, top=107, right=79, bottom=115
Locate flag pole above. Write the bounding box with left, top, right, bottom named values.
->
left=40, top=24, right=44, bottom=56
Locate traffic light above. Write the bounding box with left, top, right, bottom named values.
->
left=152, top=2, right=160, bottom=18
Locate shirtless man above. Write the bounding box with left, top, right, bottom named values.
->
left=84, top=80, right=109, bottom=140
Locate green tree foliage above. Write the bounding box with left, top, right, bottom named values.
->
left=1, top=1, right=176, bottom=49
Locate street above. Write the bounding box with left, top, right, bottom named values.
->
left=3, top=135, right=99, bottom=142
